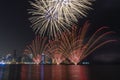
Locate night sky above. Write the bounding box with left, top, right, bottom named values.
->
left=0, top=0, right=120, bottom=63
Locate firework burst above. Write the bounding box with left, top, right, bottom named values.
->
left=71, top=22, right=116, bottom=65
left=28, top=0, right=93, bottom=38
left=28, top=0, right=70, bottom=37
left=45, top=40, right=65, bottom=65
left=46, top=21, right=116, bottom=65
left=50, top=0, right=93, bottom=23
left=24, top=35, right=48, bottom=64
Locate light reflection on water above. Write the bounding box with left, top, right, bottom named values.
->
left=51, top=65, right=67, bottom=80
left=0, top=64, right=120, bottom=80
left=0, top=66, right=3, bottom=80
left=68, top=65, right=89, bottom=80
left=21, top=65, right=88, bottom=80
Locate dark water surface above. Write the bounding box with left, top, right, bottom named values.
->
left=0, top=64, right=120, bottom=80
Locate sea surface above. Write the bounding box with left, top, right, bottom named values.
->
left=0, top=64, right=120, bottom=80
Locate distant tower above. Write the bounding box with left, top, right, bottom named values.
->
left=41, top=53, right=45, bottom=64
left=12, top=50, right=17, bottom=62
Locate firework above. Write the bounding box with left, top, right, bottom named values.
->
left=28, top=0, right=70, bottom=37
left=68, top=47, right=86, bottom=65
left=72, top=22, right=116, bottom=65
left=53, top=51, right=65, bottom=65
left=24, top=35, right=48, bottom=64
left=50, top=0, right=93, bottom=23
left=47, top=21, right=116, bottom=65
left=54, top=25, right=84, bottom=65
left=45, top=40, right=65, bottom=65
left=45, top=25, right=83, bottom=65
left=28, top=0, right=93, bottom=37
left=33, top=54, right=41, bottom=64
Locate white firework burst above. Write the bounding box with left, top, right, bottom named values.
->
left=28, top=0, right=94, bottom=38
left=50, top=0, right=93, bottom=23
left=28, top=0, right=70, bottom=37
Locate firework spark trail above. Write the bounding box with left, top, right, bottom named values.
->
left=28, top=0, right=94, bottom=38
left=78, top=22, right=117, bottom=61
left=81, top=40, right=117, bottom=60
left=84, top=31, right=115, bottom=53
left=45, top=40, right=66, bottom=64
left=86, top=26, right=109, bottom=45
left=24, top=36, right=48, bottom=64
left=78, top=21, right=90, bottom=43
left=69, top=49, right=83, bottom=65
left=53, top=51, right=65, bottom=65
left=45, top=25, right=84, bottom=65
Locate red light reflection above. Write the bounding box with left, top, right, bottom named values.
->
left=68, top=65, right=89, bottom=80
left=52, top=65, right=67, bottom=80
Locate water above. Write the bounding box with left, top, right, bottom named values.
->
left=0, top=64, right=120, bottom=80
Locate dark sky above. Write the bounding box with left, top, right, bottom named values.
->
left=0, top=0, right=120, bottom=63
left=0, top=0, right=35, bottom=56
